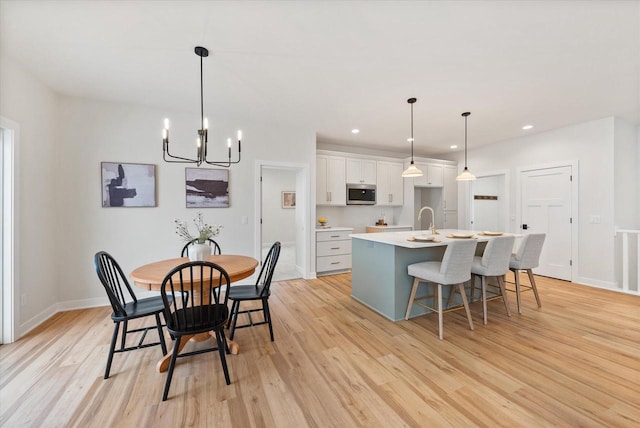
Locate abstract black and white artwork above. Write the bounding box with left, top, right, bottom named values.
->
left=101, top=162, right=156, bottom=207
left=185, top=168, right=229, bottom=208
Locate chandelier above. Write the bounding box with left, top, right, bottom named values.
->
left=162, top=46, right=242, bottom=167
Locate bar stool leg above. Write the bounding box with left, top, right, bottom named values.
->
left=526, top=269, right=542, bottom=308
left=437, top=283, right=444, bottom=340
left=457, top=283, right=474, bottom=331
left=481, top=276, right=488, bottom=325
left=405, top=277, right=420, bottom=320
left=497, top=275, right=512, bottom=317
left=513, top=269, right=522, bottom=314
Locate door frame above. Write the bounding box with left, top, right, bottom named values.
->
left=516, top=160, right=579, bottom=282
left=254, top=160, right=311, bottom=279
left=1, top=116, right=19, bottom=344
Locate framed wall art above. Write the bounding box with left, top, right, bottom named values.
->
left=185, top=168, right=229, bottom=208
left=101, top=162, right=156, bottom=207
left=281, top=191, right=296, bottom=208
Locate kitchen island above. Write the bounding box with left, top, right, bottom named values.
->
left=350, top=229, right=508, bottom=321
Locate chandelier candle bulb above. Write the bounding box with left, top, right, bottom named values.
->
left=237, top=130, right=242, bottom=140
left=203, top=117, right=208, bottom=129
left=164, top=118, right=169, bottom=130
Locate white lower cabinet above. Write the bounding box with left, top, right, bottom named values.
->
left=316, top=228, right=353, bottom=275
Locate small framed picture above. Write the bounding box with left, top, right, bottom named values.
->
left=101, top=162, right=156, bottom=207
left=281, top=191, right=296, bottom=208
left=186, top=168, right=230, bottom=208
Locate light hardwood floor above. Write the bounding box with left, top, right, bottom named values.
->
left=1, top=274, right=639, bottom=427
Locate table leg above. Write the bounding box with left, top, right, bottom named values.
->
left=208, top=330, right=240, bottom=355
left=156, top=335, right=192, bottom=373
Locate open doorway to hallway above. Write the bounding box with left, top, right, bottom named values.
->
left=259, top=165, right=306, bottom=281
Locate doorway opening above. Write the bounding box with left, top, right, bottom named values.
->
left=469, top=172, right=509, bottom=232
left=255, top=161, right=309, bottom=281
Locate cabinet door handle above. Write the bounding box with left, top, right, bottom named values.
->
left=330, top=235, right=340, bottom=238
left=328, top=191, right=331, bottom=202
left=444, top=200, right=446, bottom=209
left=331, top=247, right=340, bottom=250
left=331, top=262, right=341, bottom=265
left=389, top=194, right=392, bottom=203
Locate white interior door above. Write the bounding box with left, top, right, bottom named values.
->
left=521, top=165, right=572, bottom=280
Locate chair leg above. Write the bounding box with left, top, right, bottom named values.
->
left=104, top=321, right=120, bottom=379
left=405, top=277, right=420, bottom=320
left=229, top=300, right=240, bottom=340
left=526, top=269, right=542, bottom=308
left=263, top=298, right=275, bottom=341
left=446, top=283, right=456, bottom=309
left=457, top=283, right=474, bottom=331
left=215, top=330, right=231, bottom=385
left=155, top=313, right=167, bottom=355
left=437, top=283, right=443, bottom=340
left=162, top=334, right=182, bottom=401
left=481, top=276, right=488, bottom=325
left=497, top=275, right=511, bottom=317
left=120, top=320, right=128, bottom=350
left=513, top=269, right=522, bottom=314
left=470, top=273, right=476, bottom=303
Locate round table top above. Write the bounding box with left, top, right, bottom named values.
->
left=130, top=254, right=259, bottom=291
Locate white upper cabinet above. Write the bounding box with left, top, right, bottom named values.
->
left=346, top=158, right=376, bottom=185
left=376, top=161, right=404, bottom=206
left=413, top=162, right=444, bottom=187
left=443, top=165, right=458, bottom=211
left=317, top=154, right=346, bottom=206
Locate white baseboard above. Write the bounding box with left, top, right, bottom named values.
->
left=575, top=277, right=639, bottom=295
left=18, top=302, right=59, bottom=338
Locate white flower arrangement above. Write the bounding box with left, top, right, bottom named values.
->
left=174, top=212, right=222, bottom=244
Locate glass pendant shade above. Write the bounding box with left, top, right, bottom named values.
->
left=402, top=162, right=423, bottom=177
left=456, top=167, right=476, bottom=181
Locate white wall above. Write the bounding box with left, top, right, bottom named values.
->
left=261, top=168, right=296, bottom=245
left=443, top=117, right=635, bottom=289
left=54, top=96, right=316, bottom=305
left=0, top=56, right=59, bottom=335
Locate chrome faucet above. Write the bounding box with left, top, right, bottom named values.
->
left=417, top=206, right=438, bottom=235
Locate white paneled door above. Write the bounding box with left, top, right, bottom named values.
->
left=521, top=165, right=572, bottom=280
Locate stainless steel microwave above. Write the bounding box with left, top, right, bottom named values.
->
left=346, top=184, right=376, bottom=205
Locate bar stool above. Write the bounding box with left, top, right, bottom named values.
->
left=509, top=233, right=546, bottom=313
left=405, top=239, right=477, bottom=340
left=470, top=235, right=516, bottom=324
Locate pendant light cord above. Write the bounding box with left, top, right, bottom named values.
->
left=200, top=54, right=204, bottom=130
left=410, top=102, right=414, bottom=163
left=464, top=114, right=468, bottom=168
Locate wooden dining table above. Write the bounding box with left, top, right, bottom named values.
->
left=130, top=254, right=259, bottom=373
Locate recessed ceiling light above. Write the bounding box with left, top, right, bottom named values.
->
left=450, top=145, right=458, bottom=149
left=351, top=129, right=360, bottom=134
left=522, top=125, right=534, bottom=130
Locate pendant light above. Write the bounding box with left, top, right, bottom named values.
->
left=402, top=98, right=424, bottom=178
left=162, top=46, right=242, bottom=167
left=456, top=111, right=476, bottom=181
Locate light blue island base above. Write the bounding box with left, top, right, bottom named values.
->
left=350, top=230, right=491, bottom=322
left=351, top=237, right=448, bottom=321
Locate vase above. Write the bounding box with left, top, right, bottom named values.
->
left=188, top=243, right=211, bottom=262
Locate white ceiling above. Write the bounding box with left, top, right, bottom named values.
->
left=1, top=1, right=639, bottom=156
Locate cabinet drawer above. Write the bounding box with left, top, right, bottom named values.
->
left=316, top=230, right=352, bottom=241
left=317, top=254, right=352, bottom=272
left=317, top=240, right=352, bottom=256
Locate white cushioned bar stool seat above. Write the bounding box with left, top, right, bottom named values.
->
left=470, top=235, right=516, bottom=324
left=509, top=233, right=546, bottom=313
left=405, top=239, right=478, bottom=340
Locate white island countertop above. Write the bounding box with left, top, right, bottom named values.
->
left=350, top=229, right=514, bottom=249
